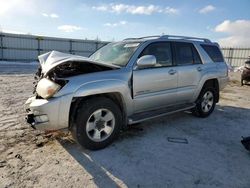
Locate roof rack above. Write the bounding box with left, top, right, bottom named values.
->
left=123, top=35, right=160, bottom=41
left=123, top=35, right=211, bottom=43
left=160, top=35, right=211, bottom=43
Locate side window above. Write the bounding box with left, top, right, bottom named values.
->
left=201, top=44, right=224, bottom=62
left=175, top=42, right=194, bottom=65
left=139, top=42, right=172, bottom=67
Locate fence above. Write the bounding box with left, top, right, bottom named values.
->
left=221, top=47, right=250, bottom=67
left=0, top=32, right=250, bottom=67
left=0, top=32, right=109, bottom=62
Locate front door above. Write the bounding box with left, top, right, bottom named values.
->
left=133, top=42, right=178, bottom=113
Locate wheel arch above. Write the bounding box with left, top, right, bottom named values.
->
left=69, top=92, right=127, bottom=130
left=198, top=78, right=219, bottom=103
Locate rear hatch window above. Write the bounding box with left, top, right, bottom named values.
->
left=201, top=44, right=224, bottom=62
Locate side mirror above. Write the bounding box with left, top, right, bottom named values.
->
left=137, top=55, right=156, bottom=69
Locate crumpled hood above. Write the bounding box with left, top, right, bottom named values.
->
left=38, top=51, right=119, bottom=75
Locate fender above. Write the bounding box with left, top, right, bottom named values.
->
left=192, top=72, right=218, bottom=102
left=73, top=79, right=134, bottom=116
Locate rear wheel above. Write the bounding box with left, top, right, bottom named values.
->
left=71, top=97, right=122, bottom=150
left=192, top=87, right=216, bottom=118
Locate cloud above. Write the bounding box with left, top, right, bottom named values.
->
left=92, top=4, right=179, bottom=15
left=57, top=25, right=82, bottom=32
left=42, top=13, right=59, bottom=18
left=0, top=29, right=27, bottom=34
left=215, top=20, right=250, bottom=35
left=0, top=0, right=58, bottom=19
left=50, top=13, right=59, bottom=18
left=42, top=13, right=48, bottom=17
left=214, top=20, right=250, bottom=47
left=104, top=21, right=127, bottom=27
left=199, top=5, right=215, bottom=14
left=0, top=0, right=36, bottom=16
left=164, top=7, right=179, bottom=14
left=127, top=5, right=158, bottom=15
left=93, top=5, right=108, bottom=11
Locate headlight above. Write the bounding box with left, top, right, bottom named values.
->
left=36, top=78, right=61, bottom=99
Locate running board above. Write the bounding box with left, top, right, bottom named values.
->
left=128, top=103, right=196, bottom=125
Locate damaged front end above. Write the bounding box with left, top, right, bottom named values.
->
left=34, top=51, right=116, bottom=98
left=25, top=51, right=117, bottom=130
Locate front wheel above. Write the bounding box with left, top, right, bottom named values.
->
left=71, top=97, right=122, bottom=150
left=192, top=87, right=216, bottom=118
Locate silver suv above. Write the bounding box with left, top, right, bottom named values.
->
left=25, top=35, right=229, bottom=150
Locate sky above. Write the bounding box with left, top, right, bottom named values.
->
left=0, top=0, right=250, bottom=47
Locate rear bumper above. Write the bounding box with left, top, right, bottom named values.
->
left=219, top=76, right=229, bottom=90
left=25, top=94, right=72, bottom=130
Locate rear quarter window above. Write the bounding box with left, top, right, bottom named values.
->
left=201, top=44, right=224, bottom=62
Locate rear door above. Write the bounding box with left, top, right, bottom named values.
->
left=133, top=42, right=178, bottom=113
left=173, top=42, right=204, bottom=103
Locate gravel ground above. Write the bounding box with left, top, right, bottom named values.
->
left=0, top=64, right=250, bottom=188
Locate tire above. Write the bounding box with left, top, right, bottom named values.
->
left=192, top=87, right=216, bottom=118
left=241, top=78, right=244, bottom=86
left=71, top=97, right=122, bottom=150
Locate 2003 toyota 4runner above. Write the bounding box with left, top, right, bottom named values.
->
left=25, top=35, right=229, bottom=150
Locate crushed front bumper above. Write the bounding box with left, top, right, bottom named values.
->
left=25, top=94, right=72, bottom=130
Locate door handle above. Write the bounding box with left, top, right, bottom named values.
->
left=197, top=67, right=203, bottom=72
left=168, top=69, right=176, bottom=75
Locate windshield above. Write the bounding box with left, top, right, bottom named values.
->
left=89, top=42, right=140, bottom=67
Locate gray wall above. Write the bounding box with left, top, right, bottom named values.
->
left=0, top=33, right=109, bottom=61
left=0, top=32, right=249, bottom=67
left=221, top=47, right=250, bottom=67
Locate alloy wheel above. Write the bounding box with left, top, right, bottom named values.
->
left=86, top=108, right=115, bottom=142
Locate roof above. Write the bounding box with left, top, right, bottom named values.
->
left=123, top=35, right=212, bottom=43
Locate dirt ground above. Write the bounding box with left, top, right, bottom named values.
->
left=0, top=65, right=250, bottom=188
